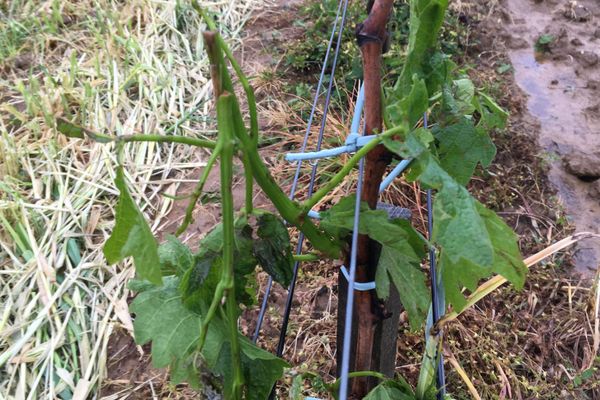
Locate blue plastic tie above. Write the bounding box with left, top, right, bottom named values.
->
left=379, top=159, right=412, bottom=193
left=339, top=265, right=376, bottom=291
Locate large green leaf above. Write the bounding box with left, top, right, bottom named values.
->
left=180, top=216, right=257, bottom=314
left=442, top=78, right=475, bottom=118
left=475, top=201, right=527, bottom=288
left=130, top=277, right=200, bottom=370
left=397, top=0, right=449, bottom=95
left=240, top=338, right=289, bottom=400
left=158, top=235, right=194, bottom=276
left=104, top=167, right=162, bottom=285
left=387, top=76, right=428, bottom=128
left=474, top=91, right=509, bottom=130
left=179, top=253, right=220, bottom=314
left=440, top=201, right=528, bottom=311
left=130, top=277, right=287, bottom=397
left=253, top=213, right=294, bottom=287
left=408, top=152, right=525, bottom=310
left=436, top=200, right=527, bottom=311
left=410, top=153, right=494, bottom=267
left=321, top=197, right=429, bottom=328
left=432, top=177, right=493, bottom=267
left=434, top=119, right=496, bottom=186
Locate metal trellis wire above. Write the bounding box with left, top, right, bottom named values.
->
left=249, top=2, right=448, bottom=397
left=252, top=0, right=351, bottom=345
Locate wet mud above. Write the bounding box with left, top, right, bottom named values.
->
left=504, top=0, right=600, bottom=273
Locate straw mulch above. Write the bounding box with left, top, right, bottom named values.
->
left=0, top=1, right=257, bottom=398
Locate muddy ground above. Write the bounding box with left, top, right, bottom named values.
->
left=477, top=0, right=600, bottom=276
left=101, top=0, right=599, bottom=399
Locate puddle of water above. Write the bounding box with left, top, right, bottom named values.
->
left=507, top=0, right=600, bottom=274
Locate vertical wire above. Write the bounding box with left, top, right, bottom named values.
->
left=338, top=152, right=366, bottom=400
left=252, top=0, right=348, bottom=343
left=274, top=0, right=352, bottom=358
left=424, top=113, right=446, bottom=398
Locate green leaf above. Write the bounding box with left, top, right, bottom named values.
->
left=475, top=201, right=527, bottom=288
left=181, top=217, right=258, bottom=313
left=496, top=63, right=512, bottom=74
left=364, top=380, right=415, bottom=400
left=440, top=201, right=527, bottom=310
left=387, top=76, right=428, bottom=128
left=434, top=119, right=496, bottom=185
left=130, top=276, right=286, bottom=396
left=159, top=235, right=193, bottom=276
left=397, top=0, right=449, bottom=95
left=104, top=167, right=162, bottom=285
left=376, top=245, right=430, bottom=330
left=56, top=118, right=113, bottom=143
left=211, top=335, right=289, bottom=400
left=130, top=277, right=200, bottom=369
left=410, top=153, right=494, bottom=268
left=290, top=372, right=327, bottom=400
left=240, top=338, right=289, bottom=400
left=56, top=119, right=84, bottom=139
left=253, top=213, right=294, bottom=287
left=433, top=177, right=493, bottom=267
left=321, top=196, right=429, bottom=328
left=409, top=152, right=525, bottom=310
left=233, top=216, right=259, bottom=275
left=474, top=91, right=508, bottom=130
left=196, top=217, right=257, bottom=273
left=448, top=78, right=475, bottom=116
left=384, top=127, right=433, bottom=159
left=179, top=253, right=219, bottom=313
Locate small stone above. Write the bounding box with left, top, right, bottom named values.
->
left=551, top=79, right=559, bottom=85
left=571, top=38, right=583, bottom=47
left=563, top=151, right=600, bottom=180
left=576, top=50, right=599, bottom=67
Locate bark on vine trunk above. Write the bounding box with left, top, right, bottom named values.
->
left=336, top=0, right=395, bottom=398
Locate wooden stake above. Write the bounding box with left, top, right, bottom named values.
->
left=336, top=1, right=396, bottom=398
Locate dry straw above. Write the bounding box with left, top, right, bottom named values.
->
left=0, top=0, right=257, bottom=398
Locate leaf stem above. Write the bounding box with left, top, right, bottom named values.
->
left=175, top=140, right=223, bottom=236
left=193, top=1, right=259, bottom=145
left=218, top=93, right=244, bottom=398
left=120, top=134, right=216, bottom=148
left=57, top=117, right=217, bottom=148
left=292, top=253, right=320, bottom=262
left=327, top=371, right=389, bottom=392
left=202, top=26, right=341, bottom=258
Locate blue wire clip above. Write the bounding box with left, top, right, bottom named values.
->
left=340, top=265, right=376, bottom=291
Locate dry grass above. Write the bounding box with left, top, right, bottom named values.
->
left=0, top=0, right=257, bottom=398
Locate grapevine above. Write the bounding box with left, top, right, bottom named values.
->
left=56, top=0, right=529, bottom=399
